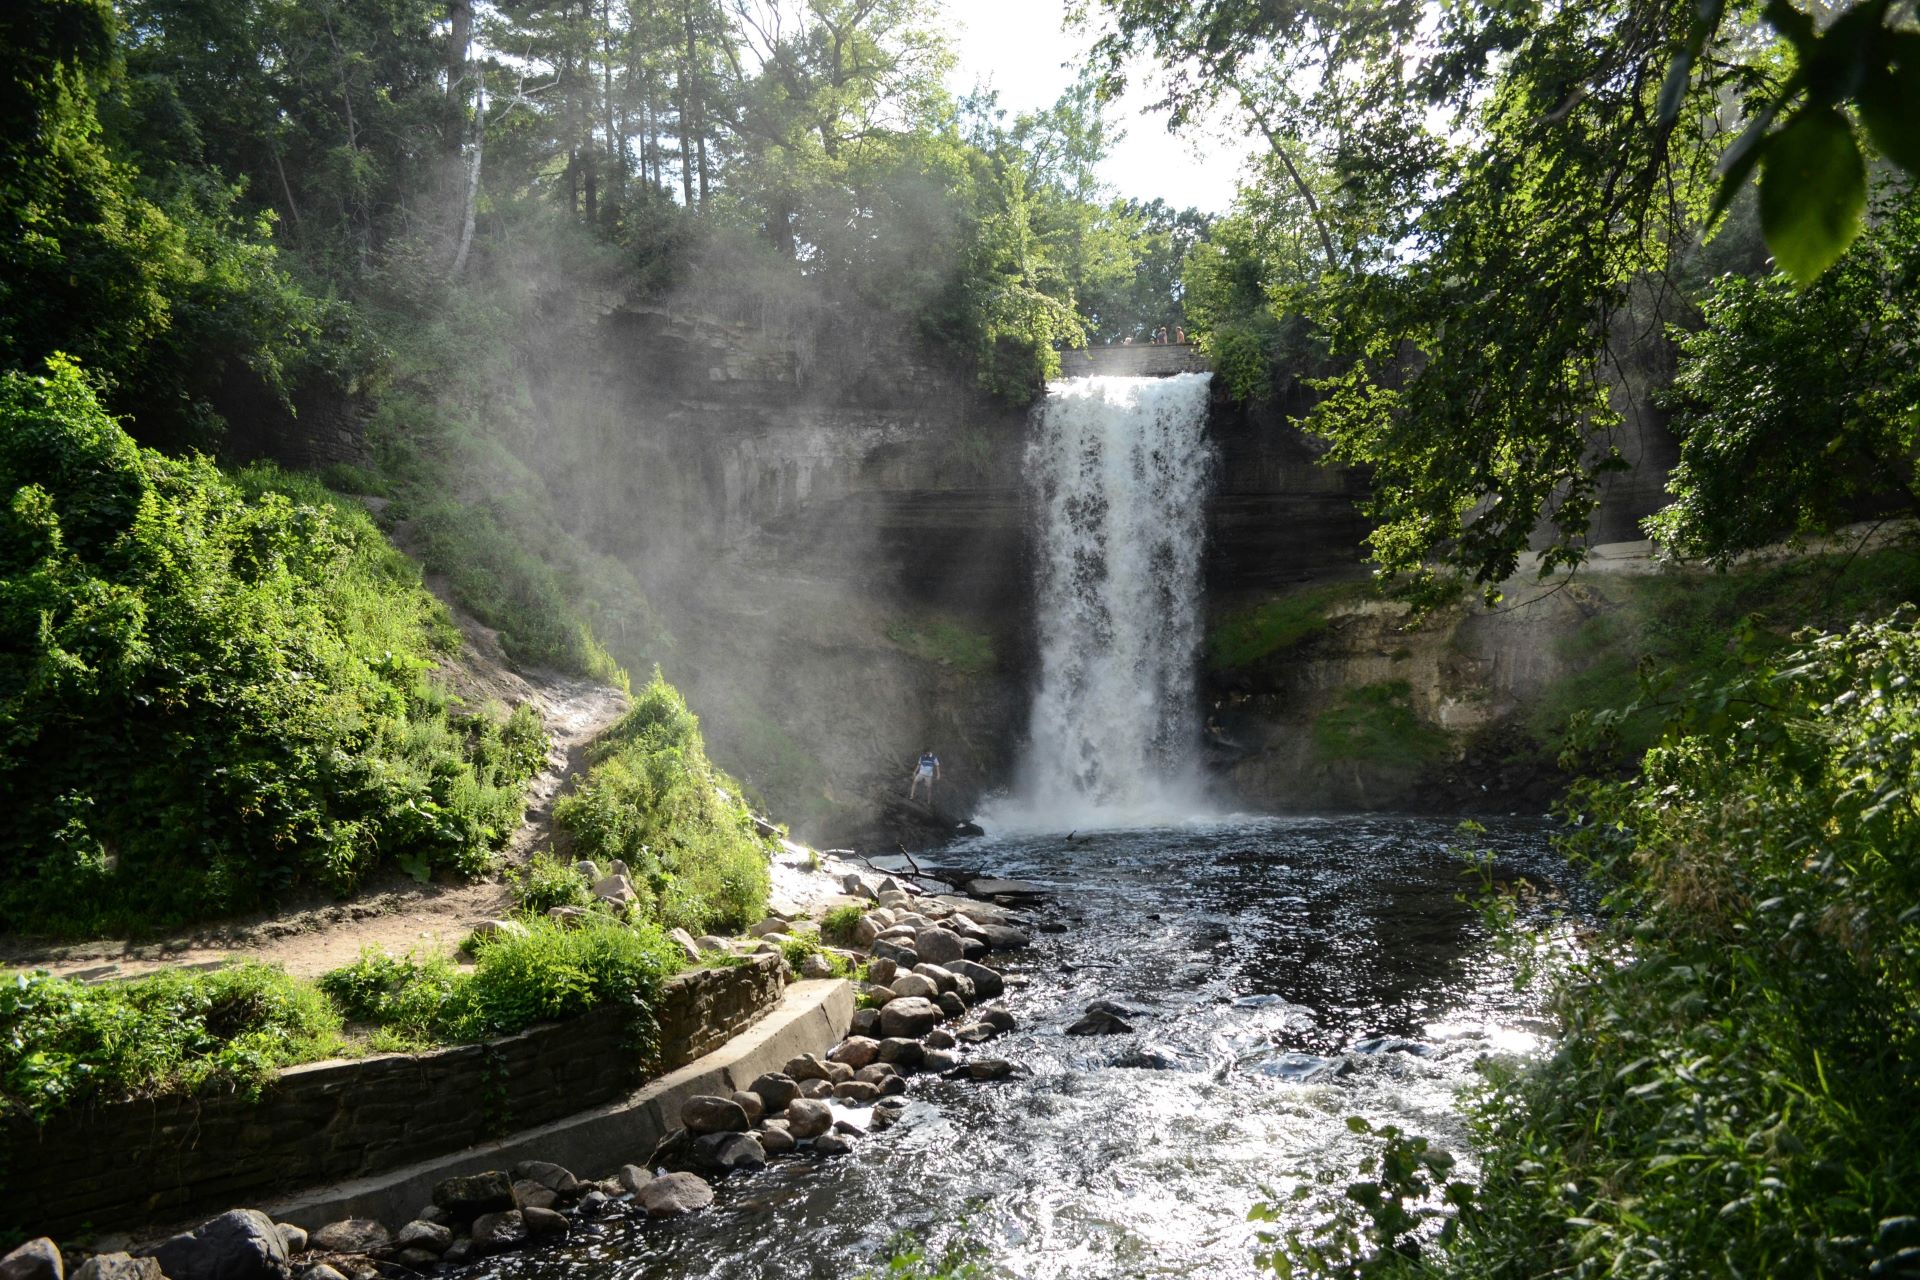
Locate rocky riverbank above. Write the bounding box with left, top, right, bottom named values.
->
left=0, top=865, right=1061, bottom=1280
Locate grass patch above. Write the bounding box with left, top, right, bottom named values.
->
left=885, top=615, right=997, bottom=674
left=553, top=672, right=771, bottom=935
left=1208, top=584, right=1359, bottom=670
left=1311, top=680, right=1451, bottom=769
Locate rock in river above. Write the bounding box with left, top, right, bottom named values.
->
left=71, top=1257, right=159, bottom=1280
left=640, top=1173, right=714, bottom=1217
left=888, top=972, right=939, bottom=1000
left=434, top=1171, right=516, bottom=1218
left=682, top=1094, right=751, bottom=1134
left=148, top=1211, right=289, bottom=1280
left=879, top=995, right=942, bottom=1038
left=913, top=926, right=966, bottom=965
left=828, top=1036, right=881, bottom=1069
left=785, top=1098, right=833, bottom=1139
left=749, top=1071, right=800, bottom=1112
left=470, top=1212, right=528, bottom=1253
left=1, top=1239, right=62, bottom=1280
left=308, top=1221, right=388, bottom=1255
left=1066, top=1008, right=1134, bottom=1036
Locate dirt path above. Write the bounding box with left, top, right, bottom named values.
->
left=2, top=629, right=629, bottom=985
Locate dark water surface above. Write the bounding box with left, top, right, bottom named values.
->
left=478, top=816, right=1578, bottom=1280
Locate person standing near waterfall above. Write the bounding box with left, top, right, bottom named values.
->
left=908, top=748, right=941, bottom=803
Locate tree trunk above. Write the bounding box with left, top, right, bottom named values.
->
left=452, top=83, right=484, bottom=277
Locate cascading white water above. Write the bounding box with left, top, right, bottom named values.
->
left=995, top=371, right=1217, bottom=831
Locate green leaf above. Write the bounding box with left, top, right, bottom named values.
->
left=1758, top=106, right=1867, bottom=285
left=1858, top=41, right=1920, bottom=173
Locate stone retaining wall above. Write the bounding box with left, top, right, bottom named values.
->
left=3, top=956, right=785, bottom=1239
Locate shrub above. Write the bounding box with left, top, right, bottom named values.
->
left=318, top=915, right=684, bottom=1047
left=0, top=964, right=345, bottom=1125
left=820, top=904, right=867, bottom=946
left=0, top=361, right=546, bottom=935
left=509, top=852, right=593, bottom=915
left=1209, top=585, right=1356, bottom=670
left=554, top=672, right=771, bottom=934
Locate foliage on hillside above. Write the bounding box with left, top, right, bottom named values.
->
left=1, top=915, right=686, bottom=1125
left=553, top=673, right=771, bottom=935
left=1447, top=616, right=1920, bottom=1278
left=0, top=361, right=545, bottom=936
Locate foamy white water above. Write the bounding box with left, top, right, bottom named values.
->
left=989, top=372, right=1217, bottom=833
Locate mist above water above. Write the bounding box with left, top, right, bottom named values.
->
left=990, top=372, right=1217, bottom=834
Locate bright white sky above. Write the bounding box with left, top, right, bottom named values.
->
left=942, top=0, right=1260, bottom=213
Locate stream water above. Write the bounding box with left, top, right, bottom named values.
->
left=479, top=815, right=1578, bottom=1280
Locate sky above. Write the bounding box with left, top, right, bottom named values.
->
left=943, top=0, right=1260, bottom=214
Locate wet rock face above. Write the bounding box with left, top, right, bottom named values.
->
left=640, top=1172, right=715, bottom=1218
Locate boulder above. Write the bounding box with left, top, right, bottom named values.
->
left=869, top=1099, right=907, bottom=1131
left=467, top=918, right=528, bottom=946
left=434, top=1170, right=516, bottom=1217
left=668, top=927, right=703, bottom=962
left=849, top=1008, right=883, bottom=1038
left=854, top=1062, right=900, bottom=1084
left=888, top=972, right=938, bottom=1000
left=913, top=927, right=966, bottom=966
left=782, top=1053, right=832, bottom=1082
left=393, top=1252, right=440, bottom=1270
left=617, top=1164, right=653, bottom=1196
left=592, top=873, right=637, bottom=906
left=857, top=982, right=896, bottom=1006
left=784, top=1098, right=832, bottom=1139
left=546, top=904, right=591, bottom=927
left=911, top=963, right=958, bottom=994
left=299, top=1269, right=349, bottom=1280
left=436, top=1244, right=474, bottom=1270
left=962, top=1058, right=1018, bottom=1081
left=750, top=918, right=789, bottom=937
left=870, top=938, right=919, bottom=968
left=511, top=1179, right=557, bottom=1211
left=271, top=1227, right=305, bottom=1255
left=757, top=1119, right=797, bottom=1155
left=576, top=1190, right=612, bottom=1217
left=1088, top=998, right=1145, bottom=1019
left=829, top=1036, right=881, bottom=1069
left=840, top=873, right=874, bottom=899
left=571, top=860, right=602, bottom=882
left=639, top=1172, right=714, bottom=1218
left=691, top=1131, right=766, bottom=1175
left=71, top=1257, right=159, bottom=1280
left=1066, top=1008, right=1134, bottom=1036
left=811, top=1132, right=853, bottom=1156
left=695, top=935, right=729, bottom=953
left=1, top=1240, right=61, bottom=1280
left=799, top=953, right=837, bottom=979
left=607, top=859, right=630, bottom=879
left=879, top=996, right=942, bottom=1039
left=978, top=924, right=1032, bottom=950
left=948, top=974, right=977, bottom=1004
left=469, top=1212, right=528, bottom=1253
left=731, top=1089, right=766, bottom=1123
left=851, top=915, right=882, bottom=947
left=924, top=1028, right=957, bottom=1050
left=748, top=1071, right=800, bottom=1112
left=520, top=1208, right=567, bottom=1238
left=822, top=1060, right=855, bottom=1084
left=954, top=1021, right=1000, bottom=1043
left=947, top=960, right=1004, bottom=999
left=800, top=1077, right=836, bottom=1099
left=307, top=1222, right=387, bottom=1256
left=921, top=1048, right=961, bottom=1072
left=392, top=1222, right=452, bottom=1255
left=877, top=1038, right=926, bottom=1070
left=832, top=1080, right=883, bottom=1103
left=412, top=1206, right=451, bottom=1226
left=148, top=1211, right=289, bottom=1280
left=978, top=1007, right=1018, bottom=1034
left=877, top=925, right=919, bottom=943
left=865, top=957, right=898, bottom=987
left=681, top=1094, right=751, bottom=1134
left=936, top=992, right=967, bottom=1019
left=511, top=1160, right=583, bottom=1200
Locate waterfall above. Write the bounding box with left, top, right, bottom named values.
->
left=998, top=371, right=1217, bottom=830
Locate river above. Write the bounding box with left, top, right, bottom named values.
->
left=477, top=814, right=1579, bottom=1280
